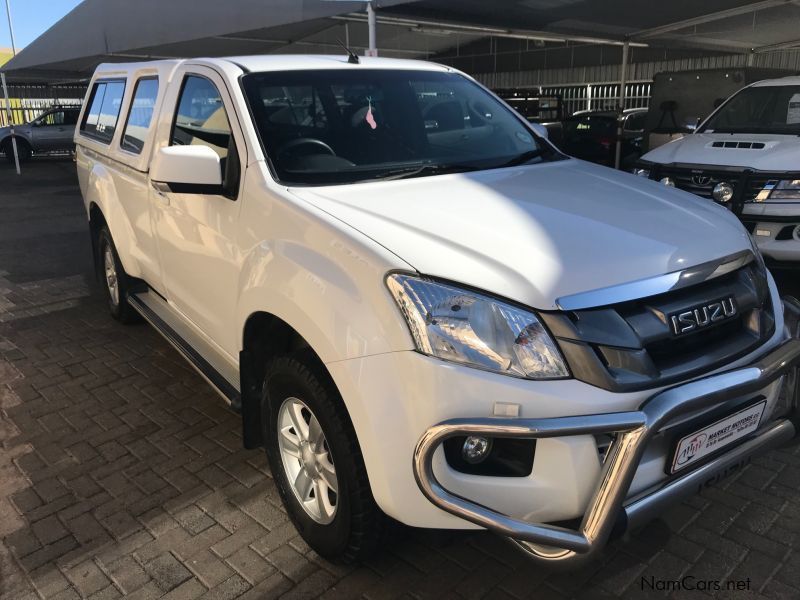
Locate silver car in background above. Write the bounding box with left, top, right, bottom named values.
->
left=0, top=106, right=80, bottom=163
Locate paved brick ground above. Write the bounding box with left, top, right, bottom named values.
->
left=3, top=160, right=800, bottom=599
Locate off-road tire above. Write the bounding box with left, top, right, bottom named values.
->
left=262, top=353, right=385, bottom=563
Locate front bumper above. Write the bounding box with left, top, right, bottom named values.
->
left=412, top=313, right=800, bottom=564
left=742, top=211, right=800, bottom=264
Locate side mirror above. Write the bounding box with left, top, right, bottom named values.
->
left=150, top=145, right=222, bottom=189
left=529, top=122, right=549, bottom=140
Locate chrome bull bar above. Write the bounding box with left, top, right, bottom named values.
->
left=412, top=337, right=800, bottom=564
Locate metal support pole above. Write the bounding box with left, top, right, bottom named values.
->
left=1, top=72, right=20, bottom=175
left=366, top=1, right=377, bottom=56
left=3, top=0, right=20, bottom=175
left=4, top=0, right=15, bottom=54
left=614, top=41, right=630, bottom=171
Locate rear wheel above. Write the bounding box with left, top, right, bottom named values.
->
left=262, top=354, right=385, bottom=562
left=97, top=226, right=139, bottom=323
left=2, top=138, right=32, bottom=164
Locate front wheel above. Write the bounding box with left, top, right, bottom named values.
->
left=262, top=354, right=385, bottom=562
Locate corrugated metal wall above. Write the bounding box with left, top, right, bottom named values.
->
left=474, top=50, right=800, bottom=89
left=469, top=49, right=800, bottom=115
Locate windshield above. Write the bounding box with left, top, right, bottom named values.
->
left=241, top=69, right=561, bottom=185
left=701, top=84, right=800, bottom=135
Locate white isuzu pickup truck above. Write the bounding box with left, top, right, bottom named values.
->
left=75, top=55, right=800, bottom=566
left=639, top=76, right=800, bottom=268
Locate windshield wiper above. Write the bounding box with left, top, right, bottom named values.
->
left=494, top=149, right=543, bottom=168
left=364, top=163, right=481, bottom=182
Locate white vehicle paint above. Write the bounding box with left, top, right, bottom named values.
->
left=641, top=76, right=800, bottom=267
left=75, top=55, right=800, bottom=566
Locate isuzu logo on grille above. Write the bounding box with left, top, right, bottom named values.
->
left=669, top=297, right=737, bottom=336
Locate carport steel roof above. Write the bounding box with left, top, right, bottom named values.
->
left=4, top=0, right=800, bottom=82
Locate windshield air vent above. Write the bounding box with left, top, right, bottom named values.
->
left=711, top=141, right=766, bottom=149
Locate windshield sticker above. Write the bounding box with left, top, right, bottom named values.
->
left=787, top=93, right=800, bottom=124
left=365, top=96, right=377, bottom=130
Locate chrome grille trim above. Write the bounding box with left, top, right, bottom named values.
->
left=556, top=250, right=755, bottom=311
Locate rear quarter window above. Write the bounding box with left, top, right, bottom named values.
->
left=121, top=78, right=159, bottom=154
left=80, top=79, right=126, bottom=144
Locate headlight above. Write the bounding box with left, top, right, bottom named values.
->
left=632, top=168, right=650, bottom=177
left=754, top=179, right=800, bottom=201
left=386, top=274, right=569, bottom=379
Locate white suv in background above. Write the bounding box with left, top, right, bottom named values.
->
left=639, top=76, right=800, bottom=268
left=75, top=55, right=800, bottom=567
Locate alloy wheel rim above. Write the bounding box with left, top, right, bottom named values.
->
left=103, top=244, right=119, bottom=306
left=277, top=397, right=338, bottom=524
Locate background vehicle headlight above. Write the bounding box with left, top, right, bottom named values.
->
left=712, top=181, right=734, bottom=203
left=762, top=179, right=800, bottom=200
left=632, top=168, right=650, bottom=177
left=386, top=274, right=569, bottom=379
left=660, top=176, right=675, bottom=187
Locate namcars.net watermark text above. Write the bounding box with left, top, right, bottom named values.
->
left=640, top=576, right=751, bottom=593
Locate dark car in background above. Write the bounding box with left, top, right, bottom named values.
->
left=560, top=108, right=646, bottom=170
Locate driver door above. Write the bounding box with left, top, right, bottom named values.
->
left=30, top=110, right=70, bottom=150
left=150, top=66, right=246, bottom=357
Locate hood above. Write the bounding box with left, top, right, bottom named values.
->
left=289, top=159, right=751, bottom=310
left=643, top=133, right=800, bottom=171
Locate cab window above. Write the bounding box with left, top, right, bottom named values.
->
left=121, top=78, right=159, bottom=154
left=80, top=80, right=126, bottom=144
left=170, top=75, right=239, bottom=198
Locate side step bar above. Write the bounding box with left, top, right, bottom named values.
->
left=128, top=293, right=241, bottom=411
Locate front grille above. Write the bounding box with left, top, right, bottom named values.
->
left=540, top=262, right=774, bottom=392
left=656, top=167, right=768, bottom=203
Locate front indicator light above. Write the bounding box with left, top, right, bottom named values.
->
left=712, top=181, right=734, bottom=203
left=386, top=274, right=568, bottom=379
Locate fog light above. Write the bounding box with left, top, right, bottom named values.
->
left=713, top=181, right=734, bottom=203
left=660, top=176, right=675, bottom=187
left=462, top=436, right=492, bottom=464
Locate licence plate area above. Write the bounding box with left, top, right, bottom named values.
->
left=670, top=400, right=767, bottom=474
